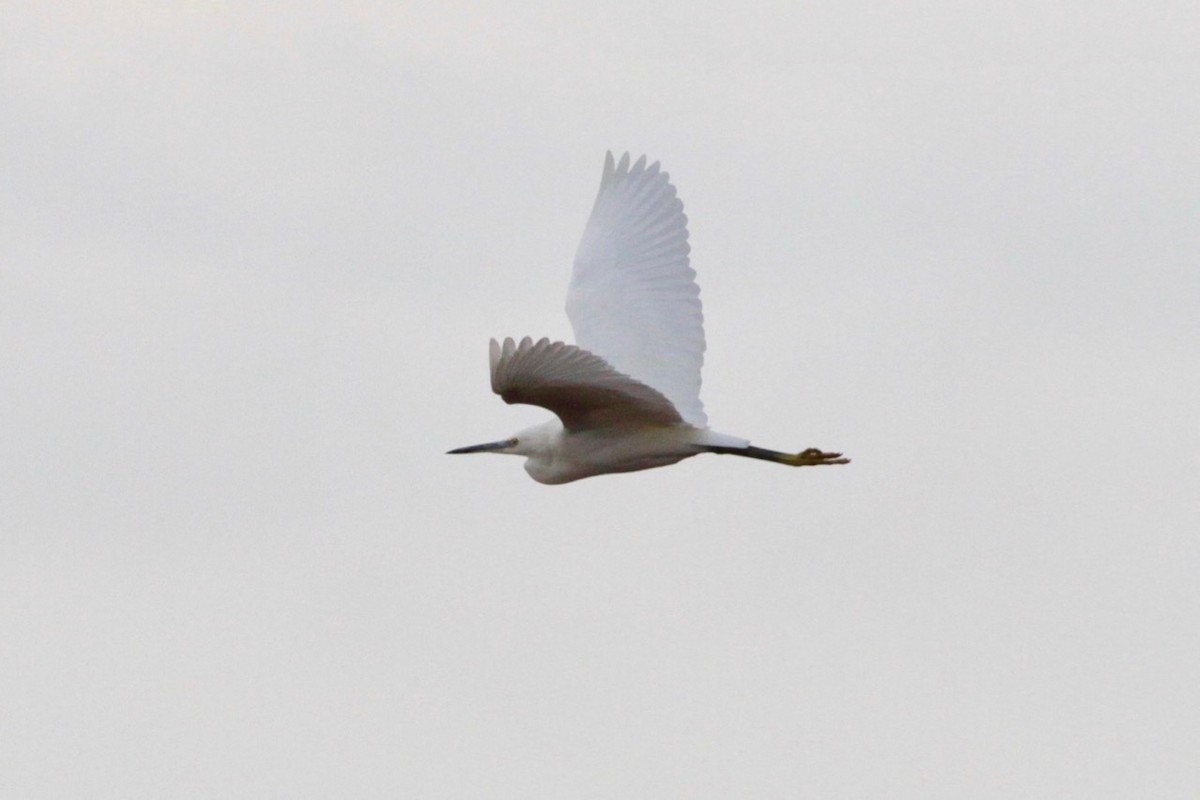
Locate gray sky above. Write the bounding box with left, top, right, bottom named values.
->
left=3, top=3, right=1198, bottom=797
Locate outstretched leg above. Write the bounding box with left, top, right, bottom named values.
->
left=701, top=444, right=850, bottom=466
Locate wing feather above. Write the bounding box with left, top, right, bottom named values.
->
left=489, top=337, right=684, bottom=432
left=567, top=152, right=707, bottom=426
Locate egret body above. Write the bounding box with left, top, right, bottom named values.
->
left=450, top=153, right=849, bottom=484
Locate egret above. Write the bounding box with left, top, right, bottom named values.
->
left=449, top=152, right=849, bottom=484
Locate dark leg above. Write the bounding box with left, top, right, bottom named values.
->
left=701, top=444, right=850, bottom=466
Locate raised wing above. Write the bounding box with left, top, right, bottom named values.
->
left=567, top=152, right=707, bottom=427
left=490, top=336, right=684, bottom=432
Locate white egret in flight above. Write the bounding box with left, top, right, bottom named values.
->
left=450, top=152, right=849, bottom=484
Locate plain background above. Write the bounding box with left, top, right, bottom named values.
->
left=3, top=3, right=1198, bottom=797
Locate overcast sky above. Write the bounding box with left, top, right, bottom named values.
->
left=3, top=3, right=1198, bottom=797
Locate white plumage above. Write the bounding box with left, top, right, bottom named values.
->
left=449, top=152, right=848, bottom=484
left=568, top=152, right=706, bottom=426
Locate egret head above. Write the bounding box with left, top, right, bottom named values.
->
left=447, top=420, right=562, bottom=457
left=447, top=420, right=566, bottom=481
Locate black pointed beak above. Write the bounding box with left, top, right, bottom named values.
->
left=446, top=439, right=514, bottom=455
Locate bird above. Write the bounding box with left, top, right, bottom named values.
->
left=448, top=152, right=849, bottom=484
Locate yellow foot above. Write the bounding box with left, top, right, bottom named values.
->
left=779, top=448, right=851, bottom=466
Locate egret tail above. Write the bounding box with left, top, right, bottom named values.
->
left=701, top=444, right=850, bottom=467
